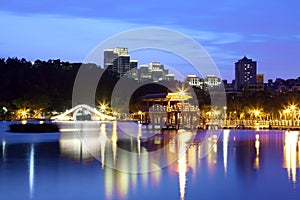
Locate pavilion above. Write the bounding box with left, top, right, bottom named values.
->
left=140, top=92, right=198, bottom=129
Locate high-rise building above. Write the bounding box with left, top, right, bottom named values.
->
left=186, top=75, right=221, bottom=89
left=113, top=54, right=130, bottom=77
left=103, top=47, right=132, bottom=77
left=235, top=56, right=257, bottom=90
left=139, top=64, right=151, bottom=82
left=186, top=75, right=204, bottom=89
left=165, top=74, right=175, bottom=82
left=149, top=62, right=169, bottom=82
left=205, top=75, right=221, bottom=87
left=138, top=62, right=170, bottom=83
left=113, top=47, right=128, bottom=55
left=128, top=60, right=139, bottom=80
left=103, top=49, right=117, bottom=69
left=130, top=60, right=138, bottom=69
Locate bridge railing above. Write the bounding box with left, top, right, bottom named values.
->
left=207, top=119, right=300, bottom=128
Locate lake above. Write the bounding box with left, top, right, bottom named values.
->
left=0, top=121, right=299, bottom=200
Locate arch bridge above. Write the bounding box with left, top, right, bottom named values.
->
left=51, top=104, right=116, bottom=121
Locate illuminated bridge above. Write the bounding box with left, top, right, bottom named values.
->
left=51, top=104, right=116, bottom=121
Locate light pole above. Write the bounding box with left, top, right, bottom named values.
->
left=100, top=104, right=106, bottom=113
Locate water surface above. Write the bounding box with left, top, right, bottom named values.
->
left=0, top=121, right=299, bottom=200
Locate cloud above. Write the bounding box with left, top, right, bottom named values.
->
left=0, top=12, right=139, bottom=61
left=0, top=0, right=299, bottom=81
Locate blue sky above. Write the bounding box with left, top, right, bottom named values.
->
left=0, top=0, right=299, bottom=81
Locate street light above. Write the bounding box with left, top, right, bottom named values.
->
left=290, top=105, right=296, bottom=111
left=254, top=109, right=260, bottom=118
left=249, top=108, right=261, bottom=120
left=100, top=104, right=107, bottom=111
left=178, top=89, right=186, bottom=97
left=17, top=108, right=29, bottom=120
left=98, top=101, right=107, bottom=113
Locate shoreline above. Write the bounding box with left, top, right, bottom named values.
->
left=1, top=120, right=300, bottom=131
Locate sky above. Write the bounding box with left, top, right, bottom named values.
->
left=0, top=0, right=299, bottom=81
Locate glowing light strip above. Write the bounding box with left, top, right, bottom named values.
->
left=29, top=144, right=34, bottom=199
left=223, top=130, right=230, bottom=174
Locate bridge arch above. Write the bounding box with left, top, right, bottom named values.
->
left=51, top=104, right=116, bottom=121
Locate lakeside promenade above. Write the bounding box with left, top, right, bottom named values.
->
left=205, top=119, right=300, bottom=130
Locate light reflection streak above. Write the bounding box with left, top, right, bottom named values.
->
left=151, top=169, right=162, bottom=186
left=207, top=134, right=218, bottom=170
left=141, top=147, right=149, bottom=187
left=198, top=143, right=201, bottom=161
left=29, top=144, right=34, bottom=199
left=58, top=122, right=229, bottom=200
left=2, top=139, right=6, bottom=161
left=254, top=134, right=260, bottom=169
left=177, top=132, right=190, bottom=200
left=137, top=123, right=142, bottom=158
left=104, top=168, right=130, bottom=200
left=188, top=145, right=197, bottom=180
left=178, top=151, right=187, bottom=200
left=99, top=123, right=107, bottom=169
left=111, top=121, right=118, bottom=165
left=104, top=167, right=113, bottom=199
left=223, top=130, right=230, bottom=174
left=284, top=131, right=299, bottom=184
left=118, top=158, right=129, bottom=198
left=130, top=148, right=138, bottom=190
left=170, top=138, right=175, bottom=153
left=213, top=134, right=218, bottom=153
left=255, top=134, right=260, bottom=156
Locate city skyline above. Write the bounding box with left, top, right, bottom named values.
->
left=0, top=0, right=299, bottom=81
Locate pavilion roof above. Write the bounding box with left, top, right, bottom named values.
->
left=141, top=92, right=192, bottom=102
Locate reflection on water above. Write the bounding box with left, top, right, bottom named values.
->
left=111, top=121, right=118, bottom=164
left=59, top=133, right=94, bottom=162
left=99, top=123, right=107, bottom=169
left=206, top=134, right=218, bottom=173
left=29, top=144, right=34, bottom=199
left=2, top=139, right=6, bottom=161
left=254, top=134, right=260, bottom=169
left=284, top=131, right=300, bottom=184
left=57, top=122, right=222, bottom=200
left=223, top=130, right=229, bottom=174
left=177, top=133, right=191, bottom=200
left=2, top=122, right=300, bottom=200
left=178, top=150, right=187, bottom=200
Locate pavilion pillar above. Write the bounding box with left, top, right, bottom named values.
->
left=152, top=100, right=155, bottom=130
left=175, top=111, right=178, bottom=130
left=167, top=99, right=171, bottom=128
left=146, top=100, right=149, bottom=129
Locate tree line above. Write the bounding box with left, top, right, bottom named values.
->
left=0, top=57, right=299, bottom=120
